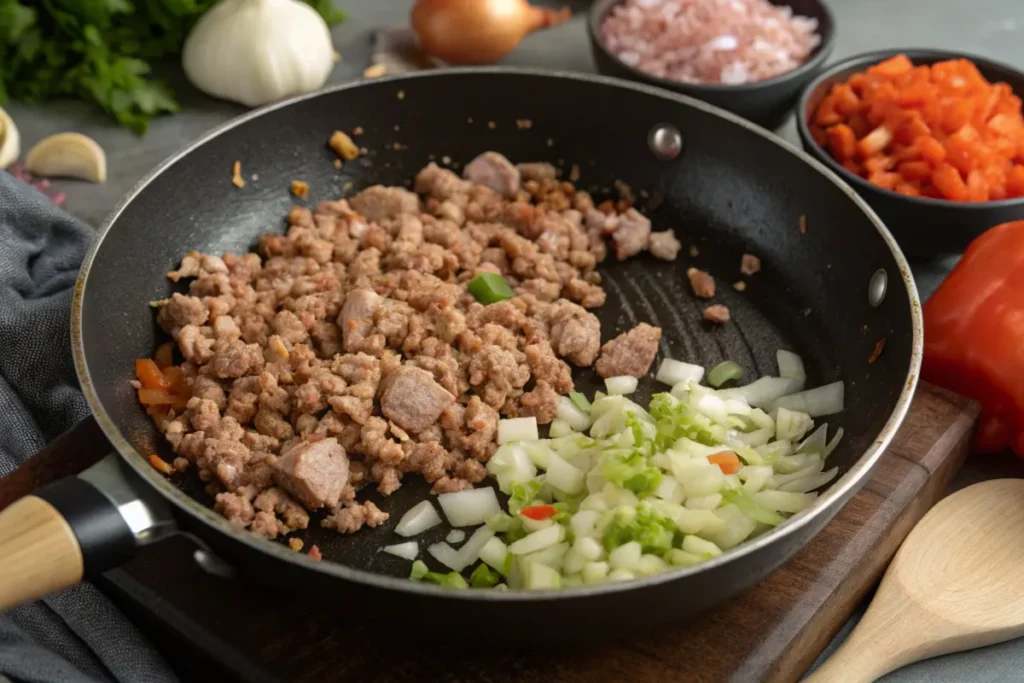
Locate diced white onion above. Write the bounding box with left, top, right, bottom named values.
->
left=508, top=523, right=565, bottom=555
left=548, top=418, right=573, bottom=438
left=656, top=359, right=705, bottom=387
left=582, top=561, right=609, bottom=584
left=605, top=375, right=639, bottom=395
left=445, top=530, right=466, bottom=544
left=778, top=468, right=838, bottom=493
left=546, top=453, right=584, bottom=494
left=524, top=542, right=569, bottom=570
left=717, top=376, right=802, bottom=408
left=753, top=489, right=816, bottom=513
left=700, top=504, right=756, bottom=549
left=522, top=560, right=561, bottom=589
left=381, top=541, right=418, bottom=561
left=608, top=540, right=642, bottom=571
left=394, top=500, right=442, bottom=537
left=686, top=493, right=722, bottom=510
left=438, top=487, right=501, bottom=527
left=766, top=382, right=845, bottom=417
left=776, top=349, right=806, bottom=386
left=497, top=417, right=539, bottom=444
left=776, top=407, right=813, bottom=442
left=428, top=542, right=469, bottom=571
left=456, top=525, right=495, bottom=566
left=479, top=536, right=509, bottom=573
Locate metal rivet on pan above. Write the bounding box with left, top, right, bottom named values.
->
left=868, top=269, right=888, bottom=307
left=193, top=549, right=237, bottom=579
left=648, top=124, right=683, bottom=161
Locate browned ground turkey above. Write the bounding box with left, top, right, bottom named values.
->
left=648, top=230, right=682, bottom=261
left=146, top=152, right=679, bottom=541
left=687, top=267, right=715, bottom=299
left=594, top=323, right=663, bottom=378
left=740, top=253, right=761, bottom=276
left=704, top=305, right=731, bottom=323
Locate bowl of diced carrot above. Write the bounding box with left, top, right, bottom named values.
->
left=797, top=49, right=1024, bottom=257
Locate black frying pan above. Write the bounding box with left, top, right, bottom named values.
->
left=0, top=69, right=921, bottom=642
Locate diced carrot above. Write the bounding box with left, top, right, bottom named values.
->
left=1006, top=166, right=1024, bottom=197
left=826, top=124, right=857, bottom=160
left=870, top=54, right=913, bottom=78
left=894, top=182, right=921, bottom=197
left=138, top=387, right=178, bottom=405
left=932, top=163, right=969, bottom=201
left=161, top=366, right=186, bottom=393
left=707, top=451, right=741, bottom=475
left=145, top=403, right=169, bottom=418
left=867, top=171, right=900, bottom=191
left=148, top=455, right=174, bottom=476
left=136, top=359, right=169, bottom=391
left=832, top=84, right=860, bottom=115
left=965, top=169, right=989, bottom=202
left=915, top=136, right=947, bottom=165
left=898, top=161, right=933, bottom=183
left=808, top=53, right=1024, bottom=200
left=864, top=155, right=895, bottom=175
left=815, top=94, right=843, bottom=126
left=857, top=126, right=894, bottom=158
left=154, top=343, right=174, bottom=369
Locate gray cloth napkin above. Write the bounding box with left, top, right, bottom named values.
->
left=0, top=172, right=178, bottom=683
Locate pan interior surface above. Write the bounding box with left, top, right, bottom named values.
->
left=78, top=71, right=916, bottom=583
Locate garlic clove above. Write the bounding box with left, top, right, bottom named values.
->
left=0, top=107, right=20, bottom=169
left=25, top=133, right=107, bottom=183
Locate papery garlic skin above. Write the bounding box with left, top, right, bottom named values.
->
left=182, top=0, right=336, bottom=108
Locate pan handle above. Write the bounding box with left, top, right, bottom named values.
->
left=0, top=455, right=176, bottom=612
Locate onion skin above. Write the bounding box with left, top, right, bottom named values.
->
left=411, top=0, right=570, bottom=65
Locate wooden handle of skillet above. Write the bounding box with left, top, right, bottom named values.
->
left=0, top=495, right=84, bottom=612
left=0, top=476, right=138, bottom=612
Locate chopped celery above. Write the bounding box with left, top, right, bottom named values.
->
left=410, top=560, right=429, bottom=580
left=508, top=480, right=544, bottom=515
left=468, top=272, right=514, bottom=304
left=569, top=391, right=591, bottom=412
left=601, top=504, right=680, bottom=555
left=707, top=360, right=743, bottom=388
left=470, top=563, right=502, bottom=588
left=722, top=489, right=785, bottom=526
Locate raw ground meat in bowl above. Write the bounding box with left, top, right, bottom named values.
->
left=586, top=0, right=836, bottom=129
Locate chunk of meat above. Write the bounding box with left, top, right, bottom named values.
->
left=464, top=152, right=520, bottom=199
left=546, top=301, right=601, bottom=367
left=322, top=501, right=390, bottom=534
left=649, top=230, right=682, bottom=261
left=349, top=185, right=420, bottom=223
left=687, top=268, right=715, bottom=299
left=740, top=253, right=761, bottom=276
left=380, top=365, right=456, bottom=433
left=157, top=293, right=208, bottom=332
left=611, top=209, right=651, bottom=260
left=338, top=288, right=383, bottom=354
left=704, top=305, right=731, bottom=324
left=516, top=162, right=557, bottom=182
left=595, top=323, right=662, bottom=379
left=273, top=437, right=350, bottom=509
left=518, top=380, right=560, bottom=424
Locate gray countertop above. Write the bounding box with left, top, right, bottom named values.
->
left=9, top=0, right=1024, bottom=680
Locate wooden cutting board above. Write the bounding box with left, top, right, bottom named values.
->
left=38, top=381, right=971, bottom=683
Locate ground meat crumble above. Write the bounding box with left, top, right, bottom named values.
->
left=143, top=151, right=679, bottom=543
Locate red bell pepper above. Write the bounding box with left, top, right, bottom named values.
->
left=519, top=504, right=558, bottom=521
left=923, top=220, right=1024, bottom=457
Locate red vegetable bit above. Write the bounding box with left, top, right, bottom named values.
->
left=932, top=163, right=969, bottom=201
left=825, top=124, right=857, bottom=161
left=136, top=358, right=169, bottom=391
left=520, top=504, right=558, bottom=521
left=707, top=451, right=741, bottom=475
left=154, top=342, right=175, bottom=369
left=869, top=54, right=914, bottom=78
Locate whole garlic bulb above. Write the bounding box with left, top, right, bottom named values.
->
left=182, top=0, right=336, bottom=108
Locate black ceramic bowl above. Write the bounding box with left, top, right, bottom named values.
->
left=586, top=0, right=835, bottom=130
left=797, top=49, right=1024, bottom=259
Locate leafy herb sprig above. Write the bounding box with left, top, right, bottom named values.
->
left=0, top=0, right=345, bottom=133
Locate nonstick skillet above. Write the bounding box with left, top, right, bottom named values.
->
left=0, top=69, right=921, bottom=641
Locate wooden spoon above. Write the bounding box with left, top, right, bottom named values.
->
left=806, top=478, right=1024, bottom=682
